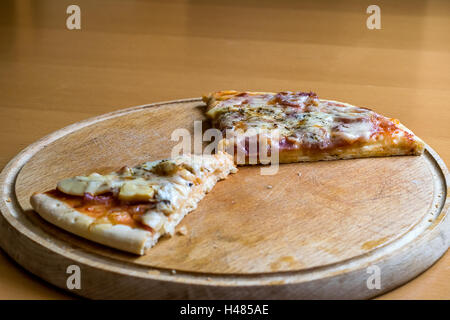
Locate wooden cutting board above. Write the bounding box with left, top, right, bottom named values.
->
left=0, top=98, right=448, bottom=299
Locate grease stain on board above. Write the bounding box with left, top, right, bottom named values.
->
left=270, top=256, right=301, bottom=271
left=361, top=236, right=390, bottom=250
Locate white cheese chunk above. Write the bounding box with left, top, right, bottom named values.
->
left=141, top=211, right=167, bottom=231
left=118, top=180, right=155, bottom=202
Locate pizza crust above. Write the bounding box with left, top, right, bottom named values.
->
left=31, top=193, right=158, bottom=255
left=219, top=137, right=424, bottom=164
left=276, top=140, right=424, bottom=163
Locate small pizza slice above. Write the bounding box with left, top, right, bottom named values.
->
left=30, top=152, right=237, bottom=255
left=203, top=90, right=425, bottom=164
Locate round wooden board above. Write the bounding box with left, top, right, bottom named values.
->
left=0, top=98, right=449, bottom=299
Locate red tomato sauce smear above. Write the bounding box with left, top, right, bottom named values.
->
left=45, top=189, right=155, bottom=232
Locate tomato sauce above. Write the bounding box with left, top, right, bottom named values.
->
left=46, top=189, right=155, bottom=232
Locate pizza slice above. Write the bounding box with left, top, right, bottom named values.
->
left=30, top=152, right=237, bottom=255
left=203, top=90, right=425, bottom=164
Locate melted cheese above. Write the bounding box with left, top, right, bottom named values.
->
left=118, top=180, right=155, bottom=202
left=56, top=153, right=237, bottom=231
left=332, top=119, right=373, bottom=142
left=206, top=92, right=399, bottom=150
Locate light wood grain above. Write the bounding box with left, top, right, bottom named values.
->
left=12, top=100, right=444, bottom=274
left=0, top=0, right=449, bottom=299
left=0, top=99, right=448, bottom=299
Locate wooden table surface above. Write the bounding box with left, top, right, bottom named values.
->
left=0, top=0, right=449, bottom=299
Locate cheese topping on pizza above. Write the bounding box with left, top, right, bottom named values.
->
left=204, top=90, right=424, bottom=159
left=50, top=153, right=237, bottom=234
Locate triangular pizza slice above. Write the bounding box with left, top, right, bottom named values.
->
left=203, top=90, right=425, bottom=164
left=31, top=152, right=237, bottom=255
